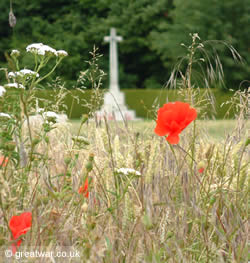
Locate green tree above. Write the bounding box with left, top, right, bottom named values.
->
left=0, top=0, right=248, bottom=90
left=149, top=0, right=250, bottom=90
left=0, top=0, right=174, bottom=89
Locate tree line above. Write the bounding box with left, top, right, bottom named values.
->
left=0, top=0, right=249, bottom=90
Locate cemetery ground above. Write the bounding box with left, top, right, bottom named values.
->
left=70, top=119, right=250, bottom=142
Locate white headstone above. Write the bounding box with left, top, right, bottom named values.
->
left=96, top=28, right=138, bottom=121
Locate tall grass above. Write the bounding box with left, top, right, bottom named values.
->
left=0, top=36, right=249, bottom=262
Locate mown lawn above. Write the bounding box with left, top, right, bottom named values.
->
left=69, top=119, right=249, bottom=142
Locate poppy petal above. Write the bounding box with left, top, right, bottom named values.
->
left=166, top=133, right=180, bottom=144
left=9, top=212, right=32, bottom=239
left=154, top=122, right=169, bottom=136
left=154, top=102, right=197, bottom=144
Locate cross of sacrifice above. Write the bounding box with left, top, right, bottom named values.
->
left=95, top=28, right=137, bottom=121
left=104, top=28, right=123, bottom=93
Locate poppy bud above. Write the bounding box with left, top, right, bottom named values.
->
left=85, top=162, right=93, bottom=172
left=64, top=157, right=71, bottom=165
left=81, top=114, right=89, bottom=124
left=197, top=161, right=206, bottom=174
left=10, top=49, right=20, bottom=58
left=142, top=213, right=153, bottom=230
left=32, top=137, right=40, bottom=147
left=89, top=153, right=94, bottom=162
left=209, top=196, right=216, bottom=205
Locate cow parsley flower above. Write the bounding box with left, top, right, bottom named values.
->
left=0, top=86, right=6, bottom=96
left=0, top=112, right=11, bottom=120
left=43, top=111, right=58, bottom=118
left=116, top=168, right=141, bottom=176
left=10, top=49, right=20, bottom=57
left=42, top=111, right=61, bottom=123
left=8, top=69, right=39, bottom=80
left=18, top=69, right=39, bottom=77
left=4, top=83, right=25, bottom=89
left=42, top=45, right=58, bottom=56
left=8, top=72, right=16, bottom=79
left=26, top=43, right=57, bottom=56
left=56, top=50, right=68, bottom=57
left=26, top=43, right=44, bottom=55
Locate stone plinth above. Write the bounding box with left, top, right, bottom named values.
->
left=96, top=90, right=137, bottom=121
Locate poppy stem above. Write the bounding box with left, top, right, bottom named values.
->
left=168, top=143, right=178, bottom=166
left=175, top=144, right=197, bottom=164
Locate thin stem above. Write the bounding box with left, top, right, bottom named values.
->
left=36, top=58, right=63, bottom=84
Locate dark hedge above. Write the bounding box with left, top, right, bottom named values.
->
left=33, top=88, right=235, bottom=119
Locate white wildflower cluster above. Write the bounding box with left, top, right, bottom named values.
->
left=8, top=72, right=15, bottom=78
left=10, top=49, right=20, bottom=57
left=0, top=86, right=6, bottom=96
left=26, top=43, right=57, bottom=56
left=116, top=168, right=141, bottom=176
left=37, top=110, right=68, bottom=123
left=56, top=50, right=68, bottom=57
left=4, top=83, right=25, bottom=89
left=42, top=111, right=60, bottom=123
left=8, top=69, right=39, bottom=80
left=26, top=43, right=68, bottom=57
left=0, top=112, right=11, bottom=120
left=42, top=111, right=59, bottom=118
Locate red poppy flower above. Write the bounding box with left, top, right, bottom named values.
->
left=154, top=101, right=197, bottom=144
left=9, top=212, right=32, bottom=253
left=78, top=178, right=89, bottom=198
left=0, top=156, right=8, bottom=167
left=198, top=167, right=205, bottom=174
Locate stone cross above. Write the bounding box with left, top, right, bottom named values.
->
left=104, top=28, right=123, bottom=93
left=96, top=28, right=137, bottom=121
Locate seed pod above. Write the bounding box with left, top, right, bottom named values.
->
left=89, top=153, right=94, bottom=161
left=9, top=10, right=16, bottom=28
left=5, top=141, right=16, bottom=151
left=81, top=114, right=89, bottom=124
left=85, top=161, right=93, bottom=172
left=32, top=137, right=40, bottom=147
left=209, top=196, right=216, bottom=205
left=64, top=157, right=71, bottom=165
left=205, top=144, right=215, bottom=159
left=245, top=137, right=250, bottom=147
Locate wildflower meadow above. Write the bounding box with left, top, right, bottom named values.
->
left=0, top=36, right=249, bottom=263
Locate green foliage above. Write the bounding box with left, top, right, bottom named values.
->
left=0, top=0, right=249, bottom=91
left=33, top=88, right=234, bottom=119
left=150, top=0, right=250, bottom=90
